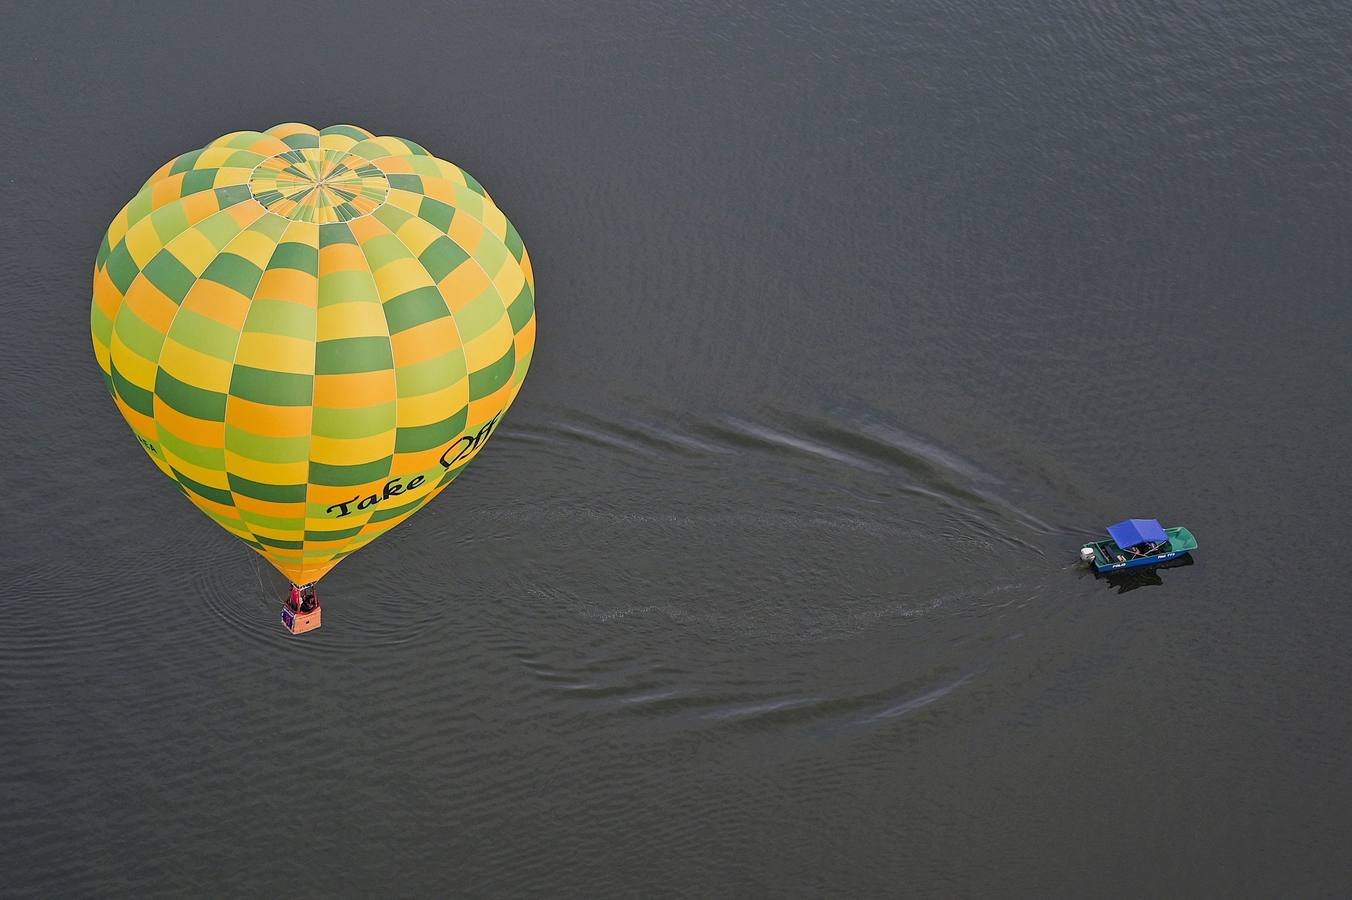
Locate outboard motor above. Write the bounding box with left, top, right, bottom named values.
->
left=1079, top=546, right=1097, bottom=564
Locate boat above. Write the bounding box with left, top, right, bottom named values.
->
left=1080, top=518, right=1197, bottom=573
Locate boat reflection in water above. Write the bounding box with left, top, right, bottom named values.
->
left=1098, top=554, right=1196, bottom=594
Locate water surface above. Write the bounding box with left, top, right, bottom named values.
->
left=2, top=1, right=1350, bottom=896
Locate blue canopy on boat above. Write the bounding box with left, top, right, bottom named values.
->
left=1108, top=518, right=1168, bottom=548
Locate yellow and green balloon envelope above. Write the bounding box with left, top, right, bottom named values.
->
left=90, top=123, right=535, bottom=586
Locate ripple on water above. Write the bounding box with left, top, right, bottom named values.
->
left=505, top=405, right=1074, bottom=549
left=193, top=547, right=459, bottom=654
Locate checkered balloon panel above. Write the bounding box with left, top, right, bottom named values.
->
left=91, top=123, right=535, bottom=584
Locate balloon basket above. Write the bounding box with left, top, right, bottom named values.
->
left=282, top=602, right=322, bottom=635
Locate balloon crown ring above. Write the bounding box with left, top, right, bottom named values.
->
left=249, top=147, right=390, bottom=224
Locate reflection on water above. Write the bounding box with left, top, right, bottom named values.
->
left=1097, top=554, right=1197, bottom=594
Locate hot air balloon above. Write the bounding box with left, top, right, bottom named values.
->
left=90, top=123, right=535, bottom=632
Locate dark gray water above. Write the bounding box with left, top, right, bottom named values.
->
left=3, top=1, right=1351, bottom=896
